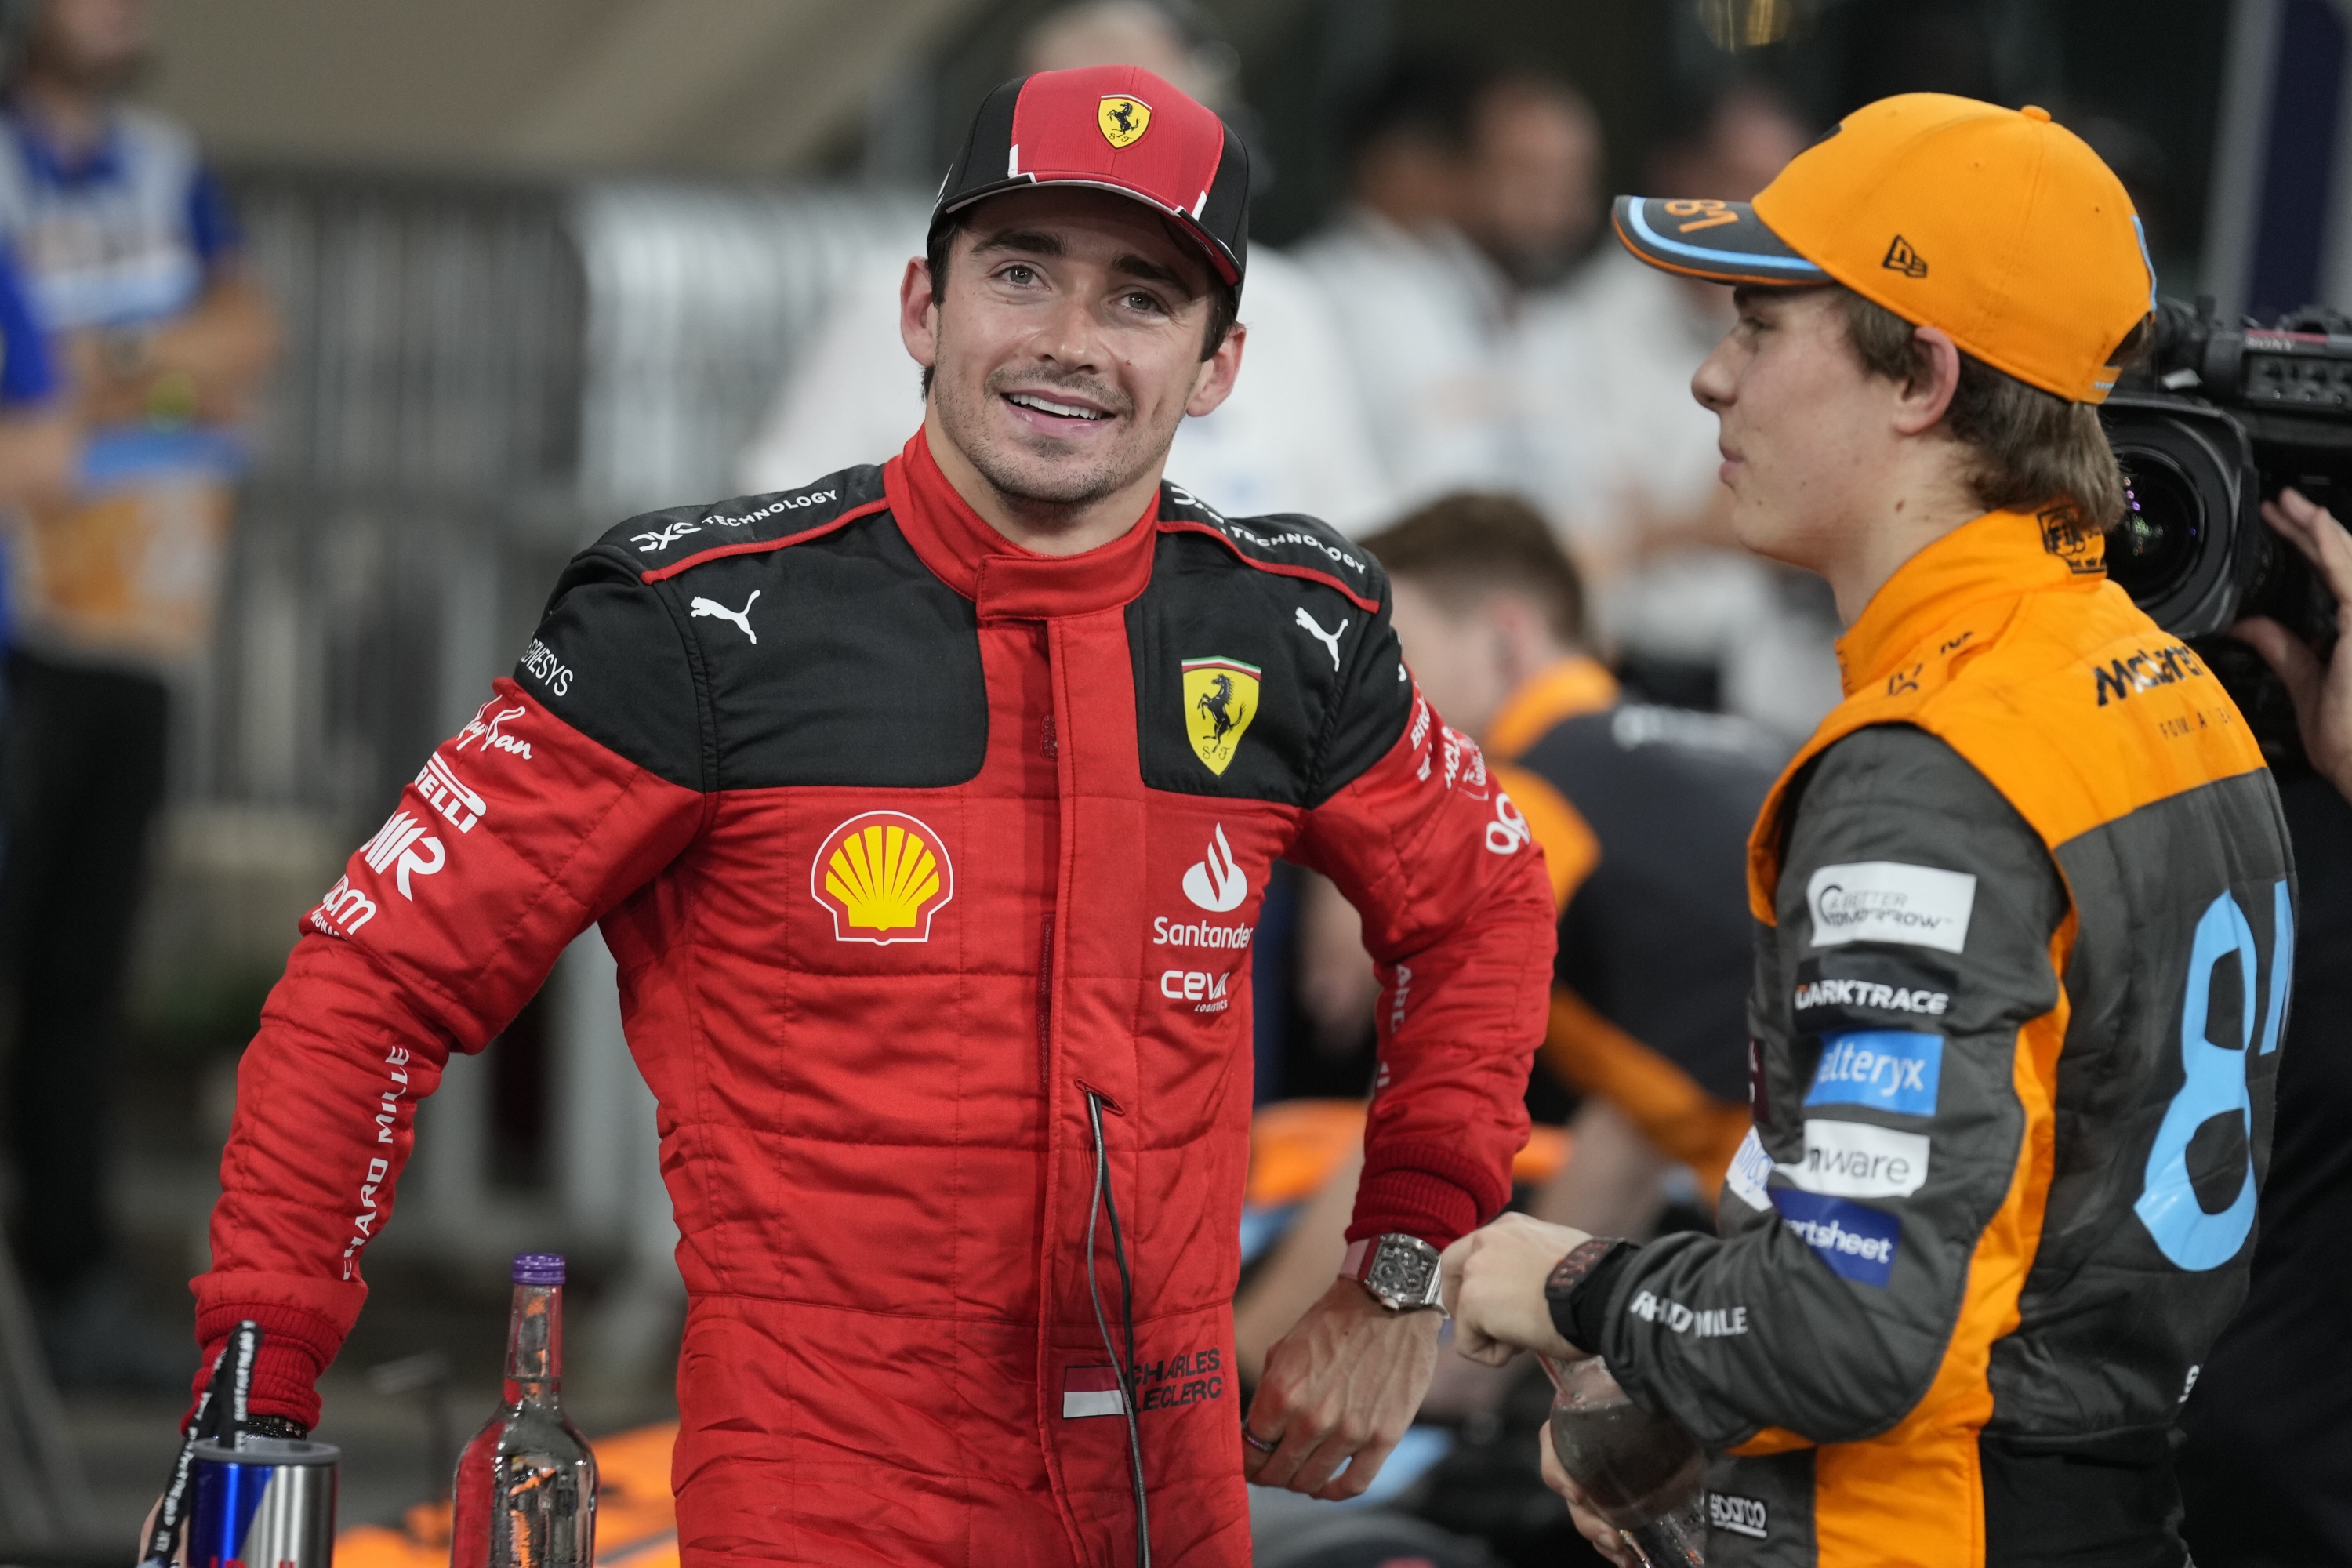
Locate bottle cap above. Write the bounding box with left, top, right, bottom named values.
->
left=512, top=1253, right=566, bottom=1286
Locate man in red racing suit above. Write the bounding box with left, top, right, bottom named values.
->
left=190, top=64, right=1555, bottom=1566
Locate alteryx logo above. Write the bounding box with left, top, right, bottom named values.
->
left=1805, top=1030, right=1942, bottom=1116
left=1770, top=1189, right=1900, bottom=1287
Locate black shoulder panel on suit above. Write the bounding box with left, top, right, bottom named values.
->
left=531, top=477, right=986, bottom=793
left=648, top=508, right=987, bottom=789
left=1129, top=503, right=1410, bottom=805
left=521, top=550, right=710, bottom=791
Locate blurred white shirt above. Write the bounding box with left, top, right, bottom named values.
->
left=735, top=245, right=1391, bottom=535
left=1517, top=247, right=1728, bottom=564
left=1519, top=248, right=1842, bottom=740
left=1293, top=207, right=1530, bottom=511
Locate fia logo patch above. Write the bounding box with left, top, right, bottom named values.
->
left=1182, top=656, right=1260, bottom=775
left=2040, top=503, right=2107, bottom=575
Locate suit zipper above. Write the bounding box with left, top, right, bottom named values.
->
left=1038, top=910, right=1054, bottom=1094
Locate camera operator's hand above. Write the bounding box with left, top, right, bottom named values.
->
left=2234, top=488, right=2352, bottom=799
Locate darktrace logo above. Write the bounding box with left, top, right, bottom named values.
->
left=1882, top=234, right=1929, bottom=278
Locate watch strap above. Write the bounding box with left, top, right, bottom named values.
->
left=1544, top=1237, right=1636, bottom=1353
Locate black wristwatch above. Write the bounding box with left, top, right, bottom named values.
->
left=1544, top=1237, right=1636, bottom=1352
left=1342, top=1233, right=1445, bottom=1312
left=241, top=1414, right=309, bottom=1442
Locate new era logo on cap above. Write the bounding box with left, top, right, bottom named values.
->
left=1882, top=234, right=1929, bottom=278
left=932, top=64, right=1249, bottom=287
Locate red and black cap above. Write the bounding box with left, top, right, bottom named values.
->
left=932, top=64, right=1249, bottom=289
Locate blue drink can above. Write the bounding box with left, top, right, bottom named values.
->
left=187, top=1437, right=339, bottom=1568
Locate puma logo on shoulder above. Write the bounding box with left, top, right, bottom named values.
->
left=1294, top=607, right=1347, bottom=671
left=691, top=590, right=760, bottom=644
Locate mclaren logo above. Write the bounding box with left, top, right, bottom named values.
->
left=1099, top=95, right=1151, bottom=149
left=812, top=811, right=955, bottom=944
left=1183, top=656, right=1260, bottom=775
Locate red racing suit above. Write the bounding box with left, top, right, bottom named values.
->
left=194, top=431, right=1555, bottom=1566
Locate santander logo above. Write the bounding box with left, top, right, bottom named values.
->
left=1182, top=824, right=1249, bottom=913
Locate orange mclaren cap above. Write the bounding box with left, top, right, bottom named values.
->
left=1613, top=93, right=2154, bottom=404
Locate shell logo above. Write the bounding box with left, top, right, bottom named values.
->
left=811, top=811, right=955, bottom=944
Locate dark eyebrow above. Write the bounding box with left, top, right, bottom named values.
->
left=971, top=227, right=1065, bottom=259
left=1113, top=252, right=1198, bottom=299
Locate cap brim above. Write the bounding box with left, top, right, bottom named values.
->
left=1613, top=195, right=1828, bottom=286
left=938, top=174, right=1243, bottom=287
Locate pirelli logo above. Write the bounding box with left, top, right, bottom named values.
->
left=2093, top=641, right=2206, bottom=706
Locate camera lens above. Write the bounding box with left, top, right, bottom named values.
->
left=2107, top=452, right=2205, bottom=602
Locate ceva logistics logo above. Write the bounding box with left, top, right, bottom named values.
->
left=812, top=811, right=954, bottom=944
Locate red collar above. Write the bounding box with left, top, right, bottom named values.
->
left=883, top=429, right=1160, bottom=622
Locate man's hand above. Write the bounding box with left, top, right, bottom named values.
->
left=1537, top=1425, right=1639, bottom=1566
left=1439, top=1212, right=1592, bottom=1366
left=1242, top=1278, right=1440, bottom=1500
left=2234, top=487, right=2352, bottom=798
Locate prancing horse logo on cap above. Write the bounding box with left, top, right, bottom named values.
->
left=1099, top=95, right=1151, bottom=149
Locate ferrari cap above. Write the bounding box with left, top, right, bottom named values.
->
left=933, top=64, right=1249, bottom=289
left=1613, top=93, right=2154, bottom=403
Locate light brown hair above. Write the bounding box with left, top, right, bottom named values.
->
left=1837, top=288, right=2125, bottom=529
left=1360, top=491, right=1584, bottom=644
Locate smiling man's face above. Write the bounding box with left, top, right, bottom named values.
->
left=906, top=186, right=1240, bottom=520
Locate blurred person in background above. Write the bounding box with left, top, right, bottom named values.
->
left=0, top=242, right=67, bottom=512
left=739, top=0, right=1388, bottom=533
left=1298, top=60, right=1601, bottom=510
left=193, top=63, right=1554, bottom=1563
left=2176, top=492, right=2352, bottom=1565
left=1236, top=494, right=1780, bottom=1396
left=0, top=0, right=277, bottom=1385
left=1520, top=76, right=1840, bottom=739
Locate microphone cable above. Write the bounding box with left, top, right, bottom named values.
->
left=1085, top=1089, right=1150, bottom=1567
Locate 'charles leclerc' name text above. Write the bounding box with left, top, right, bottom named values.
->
left=1794, top=978, right=1949, bottom=1016
left=1628, top=1289, right=1749, bottom=1338
left=1153, top=916, right=1254, bottom=948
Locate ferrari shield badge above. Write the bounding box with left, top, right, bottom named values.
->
left=1099, top=95, right=1151, bottom=149
left=1183, top=656, right=1260, bottom=775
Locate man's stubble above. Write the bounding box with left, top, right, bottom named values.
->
left=933, top=354, right=1181, bottom=517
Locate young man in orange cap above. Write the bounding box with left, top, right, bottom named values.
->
left=186, top=64, right=1555, bottom=1566
left=1442, top=93, right=2294, bottom=1567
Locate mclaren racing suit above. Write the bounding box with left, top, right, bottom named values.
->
left=1553, top=508, right=2294, bottom=1566
left=194, top=432, right=1555, bottom=1567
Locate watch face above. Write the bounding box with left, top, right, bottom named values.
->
left=1367, top=1238, right=1439, bottom=1306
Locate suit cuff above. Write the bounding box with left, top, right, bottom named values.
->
left=1348, top=1140, right=1506, bottom=1248
left=187, top=1301, right=344, bottom=1432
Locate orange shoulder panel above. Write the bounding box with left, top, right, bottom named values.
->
left=1494, top=761, right=1599, bottom=911
left=1750, top=561, right=2267, bottom=916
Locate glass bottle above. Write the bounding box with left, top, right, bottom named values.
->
left=1541, top=1355, right=1707, bottom=1567
left=452, top=1254, right=597, bottom=1568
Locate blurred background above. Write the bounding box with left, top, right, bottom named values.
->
left=0, top=0, right=2333, bottom=1560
